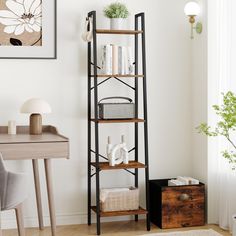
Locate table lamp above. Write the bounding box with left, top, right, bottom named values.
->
left=20, top=98, right=52, bottom=135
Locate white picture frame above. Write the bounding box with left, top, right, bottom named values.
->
left=0, top=0, right=57, bottom=59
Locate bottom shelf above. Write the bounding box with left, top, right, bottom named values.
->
left=91, top=206, right=147, bottom=217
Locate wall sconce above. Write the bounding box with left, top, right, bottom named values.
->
left=184, top=1, right=202, bottom=39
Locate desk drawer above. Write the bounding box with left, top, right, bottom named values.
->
left=0, top=142, right=69, bottom=160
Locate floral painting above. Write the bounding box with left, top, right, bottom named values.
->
left=0, top=0, right=42, bottom=46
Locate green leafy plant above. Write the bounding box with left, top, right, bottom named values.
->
left=104, top=2, right=129, bottom=18
left=197, top=91, right=236, bottom=166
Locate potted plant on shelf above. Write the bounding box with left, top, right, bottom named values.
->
left=197, top=91, right=236, bottom=168
left=104, top=2, right=129, bottom=30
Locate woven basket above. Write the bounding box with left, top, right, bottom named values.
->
left=100, top=187, right=139, bottom=212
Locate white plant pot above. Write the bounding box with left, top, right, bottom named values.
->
left=110, top=18, right=124, bottom=30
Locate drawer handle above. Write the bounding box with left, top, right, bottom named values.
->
left=179, top=193, right=190, bottom=201
left=181, top=223, right=190, bottom=227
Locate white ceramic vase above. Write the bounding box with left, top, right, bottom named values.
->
left=110, top=18, right=124, bottom=30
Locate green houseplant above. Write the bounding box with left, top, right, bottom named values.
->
left=104, top=2, right=129, bottom=30
left=197, top=91, right=236, bottom=167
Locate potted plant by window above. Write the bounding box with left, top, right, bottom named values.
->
left=104, top=2, right=129, bottom=30
left=197, top=91, right=236, bottom=168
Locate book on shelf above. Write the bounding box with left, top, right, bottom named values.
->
left=127, top=46, right=134, bottom=74
left=100, top=44, right=134, bottom=75
left=112, top=44, right=118, bottom=75
left=101, top=45, right=112, bottom=75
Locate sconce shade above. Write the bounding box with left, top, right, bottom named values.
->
left=184, top=2, right=200, bottom=16
left=20, top=98, right=52, bottom=114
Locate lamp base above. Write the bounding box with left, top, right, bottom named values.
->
left=30, top=114, right=42, bottom=135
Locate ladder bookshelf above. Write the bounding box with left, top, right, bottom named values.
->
left=87, top=11, right=150, bottom=235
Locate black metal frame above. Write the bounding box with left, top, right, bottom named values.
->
left=87, top=11, right=150, bottom=235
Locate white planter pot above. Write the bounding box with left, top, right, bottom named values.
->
left=110, top=18, right=124, bottom=30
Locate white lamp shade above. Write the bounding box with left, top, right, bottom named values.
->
left=184, top=2, right=200, bottom=16
left=20, top=98, right=52, bottom=114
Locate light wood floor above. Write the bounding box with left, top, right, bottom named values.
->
left=3, top=221, right=230, bottom=236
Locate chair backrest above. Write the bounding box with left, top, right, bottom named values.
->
left=0, top=153, right=28, bottom=211
left=0, top=153, right=6, bottom=172
left=0, top=153, right=8, bottom=210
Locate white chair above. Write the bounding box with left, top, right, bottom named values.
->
left=0, top=153, right=28, bottom=236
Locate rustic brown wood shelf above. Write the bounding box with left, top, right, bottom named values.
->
left=96, top=29, right=143, bottom=35
left=91, top=74, right=144, bottom=78
left=91, top=206, right=147, bottom=217
left=91, top=161, right=146, bottom=170
left=91, top=118, right=145, bottom=123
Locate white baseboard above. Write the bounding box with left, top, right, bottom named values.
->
left=1, top=212, right=144, bottom=229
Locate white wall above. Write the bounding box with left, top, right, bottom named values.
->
left=1, top=0, right=192, bottom=228
left=191, top=0, right=208, bottom=184
left=206, top=0, right=219, bottom=224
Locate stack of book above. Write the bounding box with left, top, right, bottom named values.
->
left=101, top=44, right=134, bottom=75
left=168, top=176, right=200, bottom=186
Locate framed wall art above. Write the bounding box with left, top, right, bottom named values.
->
left=0, top=0, right=56, bottom=59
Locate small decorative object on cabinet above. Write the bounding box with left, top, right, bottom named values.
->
left=20, top=98, right=52, bottom=135
left=87, top=11, right=150, bottom=235
left=104, top=2, right=129, bottom=30
left=149, top=179, right=205, bottom=229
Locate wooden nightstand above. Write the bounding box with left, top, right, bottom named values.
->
left=149, top=179, right=205, bottom=229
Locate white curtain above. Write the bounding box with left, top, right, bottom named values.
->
left=210, top=0, right=236, bottom=230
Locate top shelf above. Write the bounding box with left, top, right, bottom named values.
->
left=96, top=29, right=143, bottom=35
